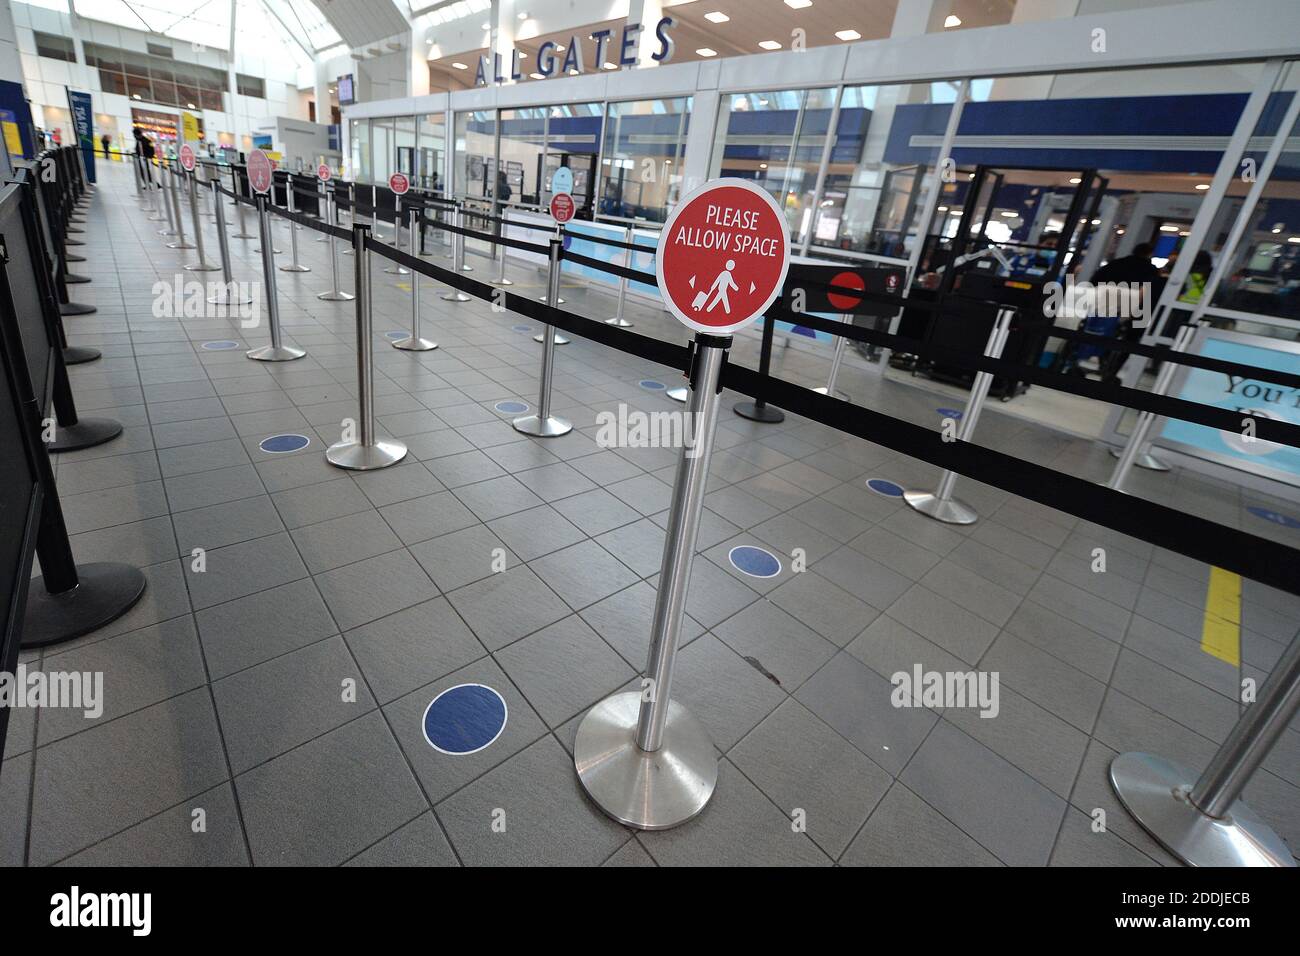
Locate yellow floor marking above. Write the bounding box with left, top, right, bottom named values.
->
left=1201, top=566, right=1241, bottom=667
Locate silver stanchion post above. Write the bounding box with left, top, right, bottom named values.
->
left=1110, top=627, right=1300, bottom=866
left=156, top=164, right=176, bottom=233
left=206, top=179, right=251, bottom=306
left=318, top=188, right=355, bottom=302
left=813, top=313, right=852, bottom=400
left=903, top=307, right=1016, bottom=525
left=574, top=332, right=731, bottom=829
left=315, top=180, right=329, bottom=242
left=166, top=166, right=193, bottom=249
left=604, top=224, right=634, bottom=328
left=492, top=211, right=513, bottom=286
left=512, top=237, right=573, bottom=438
left=247, top=193, right=305, bottom=363
left=1107, top=323, right=1198, bottom=489
left=383, top=196, right=410, bottom=275
left=280, top=179, right=310, bottom=273
left=393, top=205, right=436, bottom=352
left=184, top=170, right=219, bottom=271
left=533, top=223, right=570, bottom=345
left=230, top=166, right=254, bottom=239
left=326, top=223, right=408, bottom=470
left=341, top=184, right=356, bottom=256
left=440, top=207, right=472, bottom=302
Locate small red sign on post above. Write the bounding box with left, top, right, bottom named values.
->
left=248, top=149, right=273, bottom=195
left=550, top=192, right=575, bottom=224
left=826, top=270, right=866, bottom=312
left=317, top=163, right=332, bottom=182
left=656, top=178, right=791, bottom=336
left=179, top=144, right=195, bottom=171
left=389, top=172, right=409, bottom=195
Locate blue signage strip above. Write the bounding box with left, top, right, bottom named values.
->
left=66, top=89, right=96, bottom=184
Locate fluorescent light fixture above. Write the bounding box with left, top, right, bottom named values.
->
left=187, top=102, right=196, bottom=108
left=705, top=11, right=730, bottom=23
left=785, top=0, right=812, bottom=8
left=1289, top=236, right=1300, bottom=244
left=937, top=206, right=948, bottom=212
left=835, top=29, right=861, bottom=41
left=944, top=14, right=962, bottom=27
left=451, top=62, right=468, bottom=69
left=132, top=93, right=141, bottom=99
left=1116, top=228, right=1125, bottom=234
left=1000, top=211, right=1017, bottom=217
left=758, top=40, right=781, bottom=50
left=1068, top=177, right=1082, bottom=184
left=1159, top=224, right=1179, bottom=232
left=759, top=163, right=768, bottom=169
left=696, top=48, right=718, bottom=56
left=1195, top=183, right=1210, bottom=190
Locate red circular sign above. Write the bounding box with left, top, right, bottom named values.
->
left=550, top=192, right=575, bottom=224
left=656, top=178, right=791, bottom=336
left=827, top=270, right=866, bottom=312
left=247, top=149, right=273, bottom=194
left=389, top=172, right=409, bottom=195
left=317, top=163, right=332, bottom=182
left=179, top=144, right=196, bottom=171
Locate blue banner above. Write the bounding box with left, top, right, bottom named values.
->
left=65, top=88, right=95, bottom=183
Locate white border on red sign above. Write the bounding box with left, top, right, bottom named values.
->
left=248, top=149, right=272, bottom=195
left=389, top=172, right=409, bottom=195
left=318, top=164, right=331, bottom=182
left=655, top=177, right=791, bottom=337
left=179, top=144, right=195, bottom=171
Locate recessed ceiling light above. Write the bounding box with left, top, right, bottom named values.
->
left=937, top=206, right=948, bottom=212
left=603, top=61, right=617, bottom=69
left=1068, top=177, right=1081, bottom=184
left=1116, top=228, right=1125, bottom=234
left=758, top=40, right=781, bottom=50
left=554, top=44, right=564, bottom=52
left=1000, top=211, right=1017, bottom=217
left=785, top=0, right=812, bottom=8
left=517, top=10, right=528, bottom=19
left=530, top=72, right=544, bottom=79
left=132, top=93, right=141, bottom=99
left=705, top=11, right=730, bottom=23
left=451, top=62, right=468, bottom=70
left=835, top=29, right=861, bottom=41
left=759, top=163, right=768, bottom=169
left=696, top=48, right=718, bottom=57
left=1271, top=225, right=1283, bottom=233
left=1160, top=225, right=1179, bottom=232
left=1288, top=236, right=1300, bottom=243
left=481, top=22, right=491, bottom=30
left=568, top=68, right=579, bottom=75
left=1195, top=183, right=1210, bottom=190
left=944, top=14, right=962, bottom=27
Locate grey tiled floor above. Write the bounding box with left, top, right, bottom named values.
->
left=2, top=165, right=1297, bottom=867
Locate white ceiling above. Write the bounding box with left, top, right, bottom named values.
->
left=308, top=0, right=411, bottom=49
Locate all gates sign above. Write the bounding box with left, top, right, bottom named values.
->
left=656, top=178, right=790, bottom=336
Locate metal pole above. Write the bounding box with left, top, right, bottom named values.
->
left=318, top=189, right=355, bottom=302
left=1107, top=323, right=1198, bottom=493
left=734, top=311, right=785, bottom=423
left=315, top=180, right=330, bottom=242
left=185, top=171, right=218, bottom=271
left=813, top=313, right=852, bottom=400
left=206, top=180, right=251, bottom=306
left=574, top=333, right=727, bottom=830
left=903, top=307, right=1016, bottom=525
left=440, top=207, right=472, bottom=302
left=512, top=238, right=572, bottom=438
left=280, top=179, right=310, bottom=273
left=604, top=224, right=633, bottom=327
left=383, top=196, right=410, bottom=275
left=326, top=223, right=408, bottom=471
left=393, top=205, right=436, bottom=351
left=492, top=210, right=513, bottom=286
left=166, top=166, right=193, bottom=249
left=157, top=164, right=177, bottom=234
left=537, top=223, right=564, bottom=304
left=231, top=166, right=254, bottom=239
left=533, top=226, right=569, bottom=345
left=247, top=194, right=305, bottom=363
left=1109, top=627, right=1300, bottom=867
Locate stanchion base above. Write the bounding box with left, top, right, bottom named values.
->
left=59, top=302, right=97, bottom=316
left=247, top=344, right=306, bottom=362
left=512, top=414, right=572, bottom=438
left=184, top=262, right=221, bottom=272
left=279, top=264, right=312, bottom=273
left=383, top=266, right=411, bottom=275
left=493, top=276, right=514, bottom=286
left=207, top=290, right=254, bottom=306
left=533, top=333, right=570, bottom=345
left=231, top=233, right=255, bottom=240
left=574, top=691, right=718, bottom=830
left=812, top=385, right=850, bottom=401
left=49, top=417, right=123, bottom=452
left=325, top=439, right=408, bottom=471
left=441, top=291, right=472, bottom=302
left=166, top=241, right=195, bottom=250
left=903, top=490, right=978, bottom=525
left=1109, top=752, right=1295, bottom=867
left=392, top=336, right=438, bottom=352
left=22, top=562, right=147, bottom=649
left=1107, top=447, right=1171, bottom=472
left=605, top=317, right=633, bottom=328
left=63, top=346, right=101, bottom=365
left=666, top=387, right=688, bottom=403
left=460, top=265, right=474, bottom=273
left=734, top=400, right=785, bottom=424
left=538, top=295, right=566, bottom=305
left=65, top=273, right=91, bottom=284
left=318, top=290, right=356, bottom=301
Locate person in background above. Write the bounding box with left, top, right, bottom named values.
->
left=496, top=170, right=512, bottom=204
left=1178, top=250, right=1214, bottom=305
left=101, top=132, right=111, bottom=158
left=1075, top=241, right=1161, bottom=373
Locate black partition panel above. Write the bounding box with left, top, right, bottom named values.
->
left=3, top=195, right=53, bottom=412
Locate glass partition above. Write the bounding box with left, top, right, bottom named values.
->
left=349, top=119, right=370, bottom=183
left=497, top=107, right=547, bottom=207
left=395, top=116, right=417, bottom=180
left=541, top=102, right=603, bottom=218
left=418, top=113, right=446, bottom=193
left=372, top=117, right=395, bottom=183
left=454, top=110, right=497, bottom=200
left=598, top=97, right=691, bottom=223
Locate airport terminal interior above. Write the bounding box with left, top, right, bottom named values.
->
left=0, top=0, right=1297, bottom=870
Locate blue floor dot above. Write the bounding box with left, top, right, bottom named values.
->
left=512, top=324, right=532, bottom=333
left=201, top=340, right=239, bottom=350
left=385, top=330, right=408, bottom=340
left=937, top=407, right=964, bottom=419
left=259, top=433, right=310, bottom=454
left=728, top=545, right=782, bottom=578
left=1247, top=506, right=1300, bottom=530
left=495, top=400, right=528, bottom=414
left=422, top=684, right=508, bottom=756
left=866, top=478, right=904, bottom=497
left=640, top=379, right=667, bottom=390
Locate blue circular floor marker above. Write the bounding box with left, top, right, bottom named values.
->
left=1247, top=506, right=1300, bottom=530
left=385, top=330, right=408, bottom=340
left=512, top=324, right=532, bottom=333
left=495, top=400, right=528, bottom=414
left=937, top=407, right=964, bottom=419
left=422, top=683, right=508, bottom=756
left=259, top=433, right=310, bottom=454
left=866, top=478, right=904, bottom=497
left=640, top=379, right=667, bottom=391
left=728, top=545, right=782, bottom=579
left=201, top=340, right=239, bottom=351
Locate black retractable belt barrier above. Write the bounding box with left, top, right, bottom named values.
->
left=733, top=312, right=785, bottom=423
left=0, top=181, right=144, bottom=650
left=34, top=149, right=96, bottom=316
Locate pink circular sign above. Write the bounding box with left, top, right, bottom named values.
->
left=247, top=149, right=272, bottom=194
left=389, top=172, right=410, bottom=195
left=179, top=144, right=195, bottom=171
left=318, top=163, right=332, bottom=182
